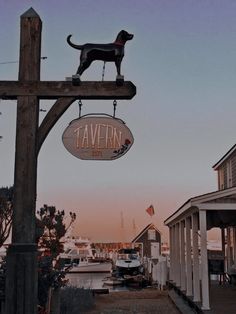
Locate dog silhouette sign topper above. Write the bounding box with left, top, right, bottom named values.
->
left=67, top=30, right=134, bottom=79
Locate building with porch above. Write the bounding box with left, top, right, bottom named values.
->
left=164, top=144, right=236, bottom=312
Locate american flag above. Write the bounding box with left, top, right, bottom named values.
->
left=146, top=205, right=155, bottom=217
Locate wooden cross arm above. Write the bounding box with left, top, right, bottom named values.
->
left=0, top=81, right=136, bottom=100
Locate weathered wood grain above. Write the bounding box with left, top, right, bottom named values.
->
left=0, top=81, right=136, bottom=99
left=5, top=8, right=41, bottom=314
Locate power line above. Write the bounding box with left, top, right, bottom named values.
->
left=0, top=56, right=47, bottom=65
left=0, top=61, right=18, bottom=65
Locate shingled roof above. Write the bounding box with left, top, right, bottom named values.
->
left=132, top=223, right=161, bottom=243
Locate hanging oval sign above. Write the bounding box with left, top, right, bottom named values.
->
left=62, top=116, right=134, bottom=160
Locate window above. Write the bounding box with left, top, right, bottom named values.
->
left=148, top=229, right=156, bottom=240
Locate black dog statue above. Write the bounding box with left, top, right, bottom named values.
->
left=67, top=30, right=134, bottom=79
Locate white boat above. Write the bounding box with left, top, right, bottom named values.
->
left=103, top=277, right=124, bottom=286
left=69, top=260, right=112, bottom=273
left=115, top=248, right=143, bottom=276
left=60, top=236, right=111, bottom=273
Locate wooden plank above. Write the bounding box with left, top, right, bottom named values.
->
left=37, top=97, right=76, bottom=153
left=92, top=289, right=109, bottom=295
left=13, top=96, right=39, bottom=244
left=0, top=81, right=136, bottom=99
left=5, top=8, right=41, bottom=314
left=18, top=9, right=41, bottom=81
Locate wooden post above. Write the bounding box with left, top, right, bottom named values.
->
left=1, top=8, right=136, bottom=314
left=5, top=8, right=41, bottom=314
left=51, top=288, right=61, bottom=314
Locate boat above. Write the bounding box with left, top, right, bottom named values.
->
left=59, top=236, right=112, bottom=273
left=114, top=248, right=143, bottom=276
left=68, top=259, right=112, bottom=273
left=103, top=276, right=125, bottom=286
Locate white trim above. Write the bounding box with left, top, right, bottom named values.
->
left=213, top=144, right=236, bottom=170
left=165, top=187, right=236, bottom=225
left=191, top=187, right=236, bottom=203
left=164, top=200, right=192, bottom=226
left=196, top=203, right=236, bottom=211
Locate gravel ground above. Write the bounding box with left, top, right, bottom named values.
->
left=84, top=289, right=181, bottom=314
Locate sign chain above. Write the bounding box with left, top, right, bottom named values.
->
left=78, top=100, right=83, bottom=117
left=113, top=100, right=117, bottom=117
left=102, top=62, right=106, bottom=81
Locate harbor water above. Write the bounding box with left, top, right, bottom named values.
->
left=66, top=272, right=128, bottom=291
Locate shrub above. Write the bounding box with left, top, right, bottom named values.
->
left=60, top=286, right=95, bottom=314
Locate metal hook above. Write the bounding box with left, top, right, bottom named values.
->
left=102, top=62, right=106, bottom=81
left=78, top=100, right=83, bottom=118
left=113, top=100, right=117, bottom=117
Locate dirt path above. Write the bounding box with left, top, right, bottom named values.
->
left=84, top=289, right=181, bottom=314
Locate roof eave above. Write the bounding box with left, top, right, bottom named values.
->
left=212, top=144, right=236, bottom=170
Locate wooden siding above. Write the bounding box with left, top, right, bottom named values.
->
left=217, top=151, right=236, bottom=189
left=133, top=227, right=161, bottom=258
left=223, top=163, right=227, bottom=188
left=232, top=151, right=236, bottom=186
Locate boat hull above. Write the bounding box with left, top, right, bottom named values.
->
left=68, top=262, right=112, bottom=273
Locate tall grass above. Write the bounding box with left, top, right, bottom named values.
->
left=60, top=286, right=95, bottom=314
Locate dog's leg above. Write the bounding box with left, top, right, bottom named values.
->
left=115, top=58, right=124, bottom=85
left=76, top=60, right=92, bottom=76
left=115, top=59, right=122, bottom=76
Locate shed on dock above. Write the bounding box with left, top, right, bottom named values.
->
left=132, top=223, right=161, bottom=258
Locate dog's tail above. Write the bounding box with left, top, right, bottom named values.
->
left=67, top=35, right=83, bottom=50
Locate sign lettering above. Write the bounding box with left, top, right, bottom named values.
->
left=62, top=116, right=134, bottom=160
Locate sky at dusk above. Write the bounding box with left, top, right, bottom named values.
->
left=1, top=0, right=236, bottom=242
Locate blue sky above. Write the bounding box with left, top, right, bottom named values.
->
left=1, top=0, right=236, bottom=242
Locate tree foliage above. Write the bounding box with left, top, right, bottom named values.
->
left=36, top=204, right=76, bottom=308
left=0, top=186, right=13, bottom=247
left=37, top=205, right=76, bottom=257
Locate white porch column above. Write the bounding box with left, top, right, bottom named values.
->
left=175, top=222, right=181, bottom=286
left=185, top=216, right=193, bottom=296
left=233, top=228, right=236, bottom=264
left=221, top=228, right=225, bottom=254
left=192, top=212, right=200, bottom=302
left=171, top=224, right=176, bottom=283
left=227, top=227, right=231, bottom=271
left=180, top=220, right=186, bottom=291
left=199, top=210, right=210, bottom=310
left=169, top=226, right=173, bottom=281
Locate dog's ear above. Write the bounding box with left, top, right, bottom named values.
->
left=120, top=30, right=128, bottom=39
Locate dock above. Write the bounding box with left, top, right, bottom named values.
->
left=168, top=280, right=236, bottom=314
